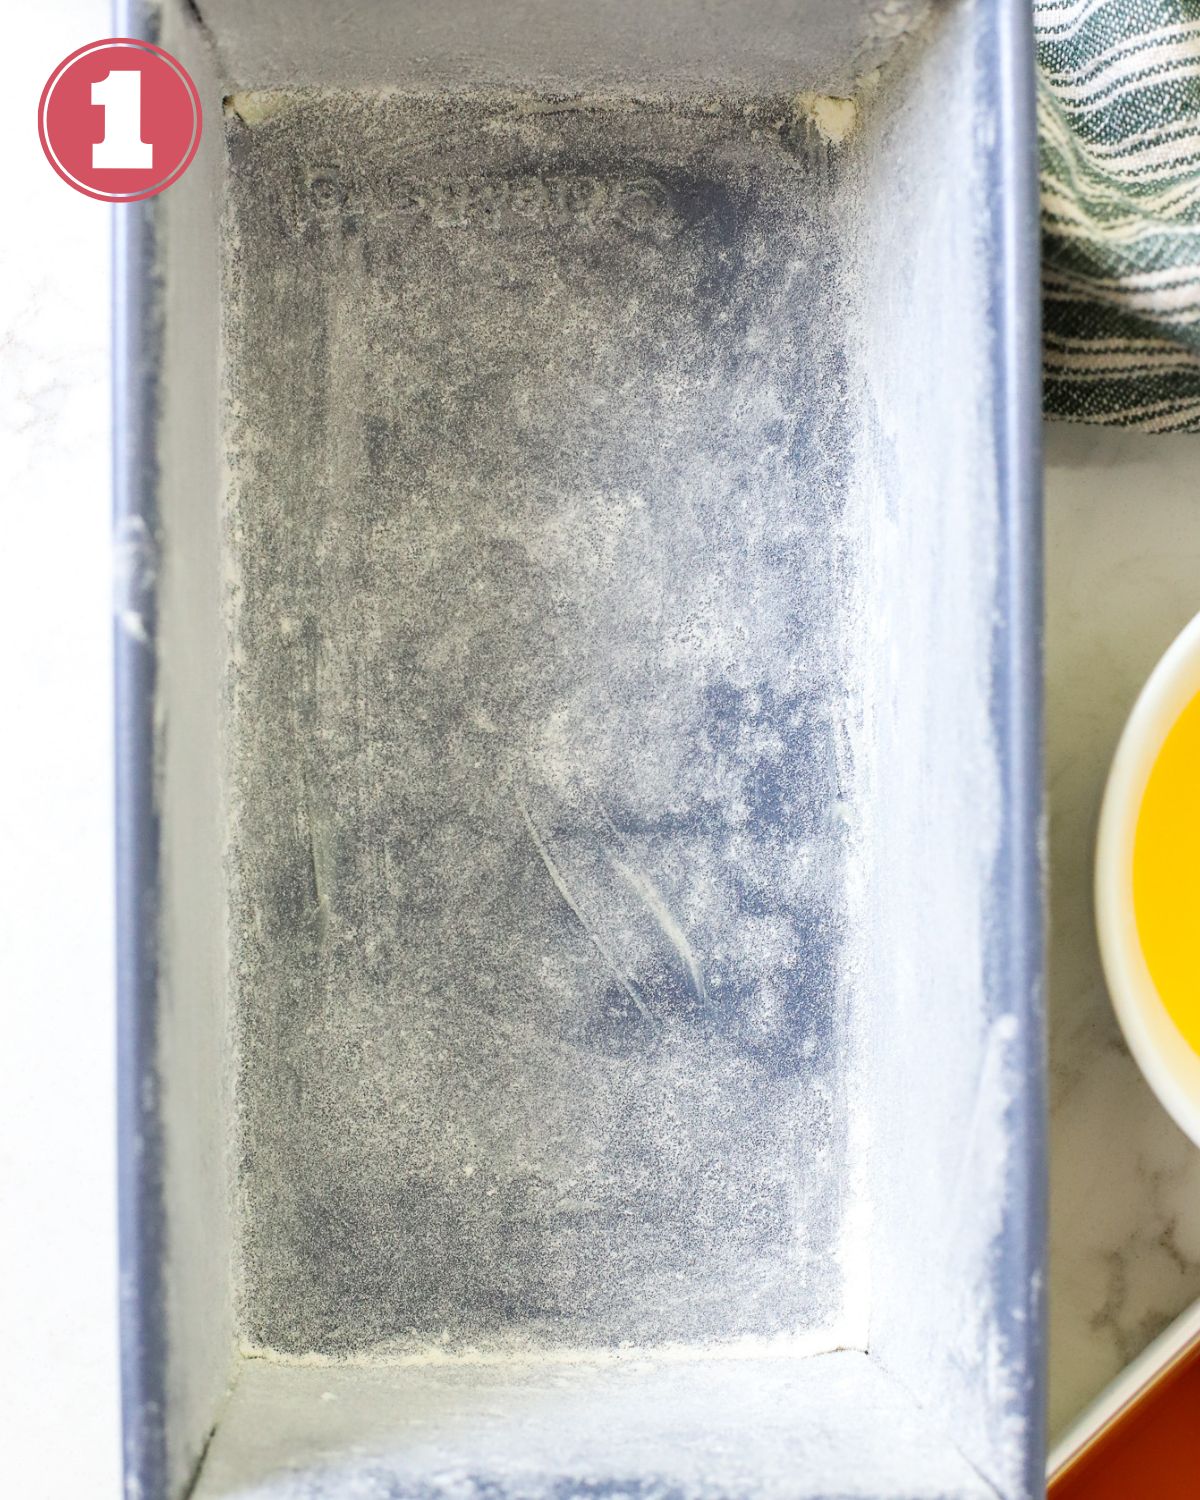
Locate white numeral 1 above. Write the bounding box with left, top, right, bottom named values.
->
left=92, top=71, right=153, bottom=170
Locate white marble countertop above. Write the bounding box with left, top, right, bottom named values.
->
left=1046, top=422, right=1200, bottom=1442
left=1, top=5, right=118, bottom=1500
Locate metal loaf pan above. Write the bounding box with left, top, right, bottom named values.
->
left=115, top=1, right=1044, bottom=1496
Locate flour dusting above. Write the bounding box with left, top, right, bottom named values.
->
left=222, top=89, right=870, bottom=1363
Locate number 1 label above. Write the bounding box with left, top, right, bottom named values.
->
left=40, top=39, right=201, bottom=200
left=92, top=70, right=153, bottom=170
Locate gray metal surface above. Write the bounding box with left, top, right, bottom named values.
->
left=225, top=89, right=859, bottom=1360
left=196, top=0, right=924, bottom=96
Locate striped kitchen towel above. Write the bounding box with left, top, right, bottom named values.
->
left=1036, top=0, right=1200, bottom=430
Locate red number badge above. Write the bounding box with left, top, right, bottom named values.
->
left=39, top=39, right=202, bottom=202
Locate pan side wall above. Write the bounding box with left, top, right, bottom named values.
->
left=851, top=2, right=1042, bottom=1495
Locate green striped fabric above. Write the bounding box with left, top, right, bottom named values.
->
left=1036, top=0, right=1200, bottom=430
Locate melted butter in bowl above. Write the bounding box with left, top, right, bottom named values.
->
left=1097, top=611, right=1200, bottom=1146
left=1134, top=687, right=1200, bottom=1056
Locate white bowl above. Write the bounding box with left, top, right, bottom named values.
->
left=1096, top=610, right=1200, bottom=1148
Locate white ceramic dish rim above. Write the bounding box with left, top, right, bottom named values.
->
left=1046, top=1294, right=1200, bottom=1481
left=1095, top=608, right=1200, bottom=1149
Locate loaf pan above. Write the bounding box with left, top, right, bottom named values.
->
left=115, top=1, right=1044, bottom=1496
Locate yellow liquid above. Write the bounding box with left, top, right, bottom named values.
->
left=1134, top=688, right=1200, bottom=1054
